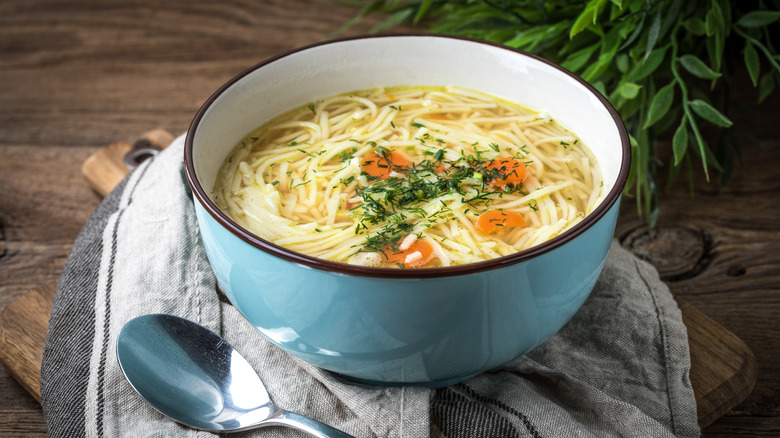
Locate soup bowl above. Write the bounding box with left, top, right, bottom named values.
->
left=184, top=34, right=630, bottom=386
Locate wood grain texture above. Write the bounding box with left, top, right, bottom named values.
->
left=0, top=282, right=55, bottom=403
left=81, top=128, right=174, bottom=196
left=0, top=0, right=778, bottom=436
left=679, top=300, right=757, bottom=427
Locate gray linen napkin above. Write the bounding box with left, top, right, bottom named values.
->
left=41, top=134, right=700, bottom=437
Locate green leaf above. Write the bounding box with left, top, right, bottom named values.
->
left=619, top=14, right=644, bottom=50
left=413, top=0, right=434, bottom=24
left=618, top=81, right=641, bottom=99
left=505, top=26, right=549, bottom=50
left=618, top=89, right=644, bottom=120
left=626, top=0, right=644, bottom=13
left=687, top=117, right=710, bottom=180
left=679, top=54, right=721, bottom=80
left=610, top=0, right=622, bottom=7
left=744, top=42, right=760, bottom=86
left=569, top=0, right=608, bottom=38
left=601, top=22, right=623, bottom=53
left=329, top=0, right=384, bottom=37
left=736, top=10, right=780, bottom=28
left=644, top=83, right=675, bottom=129
left=645, top=11, right=662, bottom=59
left=609, top=2, right=623, bottom=21
left=560, top=43, right=599, bottom=72
left=627, top=46, right=667, bottom=81
left=616, top=53, right=629, bottom=72
left=684, top=17, right=707, bottom=36
left=615, top=14, right=637, bottom=40
left=655, top=105, right=682, bottom=134
left=758, top=72, right=776, bottom=103
left=672, top=120, right=689, bottom=166
left=592, top=81, right=607, bottom=97
left=370, top=8, right=413, bottom=33
left=705, top=0, right=726, bottom=37
left=705, top=30, right=724, bottom=72
left=690, top=99, right=733, bottom=127
left=581, top=51, right=613, bottom=82
left=570, top=6, right=594, bottom=38
left=659, top=0, right=684, bottom=40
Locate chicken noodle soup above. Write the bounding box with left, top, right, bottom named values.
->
left=213, top=86, right=604, bottom=268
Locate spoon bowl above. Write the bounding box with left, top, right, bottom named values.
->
left=116, top=313, right=353, bottom=437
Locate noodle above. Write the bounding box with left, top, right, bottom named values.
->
left=213, top=86, right=604, bottom=268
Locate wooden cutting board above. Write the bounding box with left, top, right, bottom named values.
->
left=0, top=130, right=757, bottom=428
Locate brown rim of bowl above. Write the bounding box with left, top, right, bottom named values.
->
left=184, top=33, right=631, bottom=279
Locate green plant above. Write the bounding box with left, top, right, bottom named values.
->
left=335, top=0, right=780, bottom=225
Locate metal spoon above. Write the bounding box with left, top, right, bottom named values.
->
left=116, top=313, right=354, bottom=437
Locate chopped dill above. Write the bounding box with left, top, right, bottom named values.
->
left=298, top=148, right=325, bottom=160
left=351, top=148, right=524, bottom=255
left=338, top=147, right=358, bottom=162
left=339, top=175, right=355, bottom=187
left=291, top=179, right=312, bottom=189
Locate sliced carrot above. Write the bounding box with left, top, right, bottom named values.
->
left=361, top=151, right=409, bottom=180
left=486, top=157, right=526, bottom=187
left=432, top=162, right=449, bottom=174
left=476, top=209, right=526, bottom=234
left=386, top=93, right=396, bottom=100
left=386, top=238, right=434, bottom=268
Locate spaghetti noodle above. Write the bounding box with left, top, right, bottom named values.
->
left=213, top=86, right=603, bottom=268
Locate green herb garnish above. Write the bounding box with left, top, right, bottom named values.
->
left=338, top=147, right=358, bottom=162
left=352, top=151, right=523, bottom=254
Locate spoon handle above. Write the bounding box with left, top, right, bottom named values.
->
left=264, top=409, right=356, bottom=438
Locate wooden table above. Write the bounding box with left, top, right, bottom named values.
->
left=1, top=1, right=778, bottom=436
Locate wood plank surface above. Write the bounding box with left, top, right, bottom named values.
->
left=1, top=0, right=778, bottom=436
left=0, top=282, right=56, bottom=403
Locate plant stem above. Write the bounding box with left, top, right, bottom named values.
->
left=734, top=26, right=780, bottom=74
left=670, top=23, right=709, bottom=179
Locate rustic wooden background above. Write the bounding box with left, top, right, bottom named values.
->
left=1, top=0, right=778, bottom=436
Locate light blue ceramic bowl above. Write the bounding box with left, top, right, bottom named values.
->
left=184, top=35, right=630, bottom=387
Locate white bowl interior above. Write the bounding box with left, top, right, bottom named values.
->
left=192, top=36, right=624, bottom=203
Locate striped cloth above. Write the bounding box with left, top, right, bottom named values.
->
left=41, top=135, right=700, bottom=437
